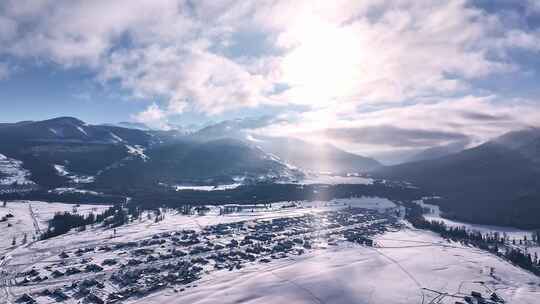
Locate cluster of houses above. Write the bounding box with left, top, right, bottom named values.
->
left=15, top=207, right=399, bottom=304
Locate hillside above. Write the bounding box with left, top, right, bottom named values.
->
left=256, top=136, right=381, bottom=173
left=0, top=117, right=303, bottom=193
left=374, top=128, right=540, bottom=228
left=188, top=119, right=381, bottom=173
left=92, top=138, right=302, bottom=193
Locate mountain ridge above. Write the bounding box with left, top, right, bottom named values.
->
left=373, top=128, right=540, bottom=228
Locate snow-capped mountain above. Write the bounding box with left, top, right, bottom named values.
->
left=374, top=128, right=540, bottom=229
left=0, top=117, right=303, bottom=192
left=188, top=118, right=382, bottom=173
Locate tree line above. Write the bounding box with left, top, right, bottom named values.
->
left=40, top=204, right=141, bottom=239
left=404, top=201, right=540, bottom=276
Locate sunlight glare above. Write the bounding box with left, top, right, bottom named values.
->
left=280, top=19, right=364, bottom=107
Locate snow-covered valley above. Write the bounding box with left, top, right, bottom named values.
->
left=1, top=199, right=539, bottom=304
left=0, top=154, right=34, bottom=187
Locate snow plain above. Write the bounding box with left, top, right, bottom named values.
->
left=298, top=173, right=374, bottom=185
left=417, top=200, right=535, bottom=241
left=172, top=173, right=375, bottom=192
left=0, top=201, right=110, bottom=255
left=134, top=229, right=540, bottom=304
left=1, top=198, right=539, bottom=304
left=0, top=154, right=34, bottom=186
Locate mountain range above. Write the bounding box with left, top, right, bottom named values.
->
left=1, top=116, right=539, bottom=228
left=0, top=117, right=379, bottom=193
left=0, top=117, right=303, bottom=191
left=374, top=127, right=540, bottom=228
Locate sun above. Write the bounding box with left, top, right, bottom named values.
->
left=279, top=18, right=365, bottom=107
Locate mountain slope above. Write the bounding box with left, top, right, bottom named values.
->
left=188, top=118, right=382, bottom=173
left=92, top=138, right=302, bottom=192
left=256, top=136, right=381, bottom=173
left=374, top=128, right=540, bottom=228
left=0, top=118, right=304, bottom=192
left=0, top=117, right=152, bottom=144
left=406, top=140, right=469, bottom=162
left=0, top=117, right=153, bottom=188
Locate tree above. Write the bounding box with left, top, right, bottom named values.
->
left=534, top=230, right=540, bottom=245
left=12, top=236, right=16, bottom=246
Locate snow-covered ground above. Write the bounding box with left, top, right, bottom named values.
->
left=53, top=164, right=95, bottom=184
left=298, top=173, right=374, bottom=185
left=21, top=197, right=393, bottom=248
left=48, top=187, right=102, bottom=195
left=172, top=173, right=375, bottom=192
left=0, top=201, right=110, bottom=255
left=0, top=154, right=34, bottom=186
left=417, top=199, right=540, bottom=272
left=175, top=183, right=243, bottom=191
left=417, top=199, right=535, bottom=241
left=140, top=229, right=540, bottom=304
left=1, top=196, right=538, bottom=304
left=125, top=145, right=149, bottom=161
left=155, top=171, right=379, bottom=194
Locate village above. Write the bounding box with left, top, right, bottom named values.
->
left=4, top=206, right=400, bottom=304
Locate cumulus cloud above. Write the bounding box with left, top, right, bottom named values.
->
left=1, top=1, right=537, bottom=111
left=101, top=44, right=275, bottom=115
left=0, top=0, right=539, bottom=155
left=321, top=126, right=470, bottom=148
left=256, top=95, right=540, bottom=155
left=459, top=111, right=513, bottom=122
left=132, top=103, right=169, bottom=130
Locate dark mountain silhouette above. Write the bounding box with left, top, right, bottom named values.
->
left=188, top=118, right=381, bottom=173
left=0, top=117, right=301, bottom=190
left=374, top=128, right=540, bottom=228
left=92, top=138, right=301, bottom=193
left=407, top=140, right=469, bottom=162
left=256, top=136, right=381, bottom=173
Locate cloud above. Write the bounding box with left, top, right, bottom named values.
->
left=0, top=0, right=539, bottom=143
left=257, top=95, right=540, bottom=155
left=0, top=16, right=17, bottom=42
left=132, top=103, right=169, bottom=130
left=321, top=126, right=470, bottom=148
left=459, top=111, right=512, bottom=122
left=0, top=1, right=537, bottom=109
left=100, top=44, right=275, bottom=115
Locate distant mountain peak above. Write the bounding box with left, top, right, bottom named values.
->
left=493, top=127, right=540, bottom=149
left=41, top=116, right=86, bottom=126
left=116, top=121, right=151, bottom=130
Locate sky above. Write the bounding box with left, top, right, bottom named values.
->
left=0, top=0, right=539, bottom=160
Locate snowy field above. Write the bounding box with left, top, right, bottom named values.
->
left=174, top=183, right=243, bottom=191
left=172, top=173, right=375, bottom=192
left=12, top=197, right=394, bottom=250
left=53, top=165, right=95, bottom=184
left=153, top=229, right=540, bottom=304
left=417, top=199, right=540, bottom=273
left=297, top=173, right=374, bottom=185
left=1, top=196, right=538, bottom=304
left=0, top=201, right=111, bottom=255
left=0, top=154, right=34, bottom=186
left=417, top=199, right=536, bottom=241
